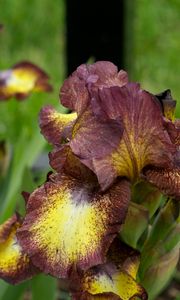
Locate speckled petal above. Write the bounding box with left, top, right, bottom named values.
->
left=60, top=61, right=128, bottom=113
left=17, top=174, right=130, bottom=278
left=72, top=238, right=147, bottom=300
left=143, top=167, right=180, bottom=199
left=0, top=214, right=38, bottom=284
left=164, top=119, right=180, bottom=167
left=39, top=105, right=77, bottom=145
left=0, top=214, right=17, bottom=243
left=76, top=83, right=175, bottom=190
left=72, top=292, right=120, bottom=300
left=78, top=265, right=147, bottom=300
left=0, top=61, right=52, bottom=100
left=164, top=120, right=180, bottom=145
left=175, top=120, right=180, bottom=145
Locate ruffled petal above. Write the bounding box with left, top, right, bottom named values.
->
left=72, top=239, right=147, bottom=300
left=0, top=214, right=17, bottom=243
left=70, top=109, right=123, bottom=159
left=17, top=174, right=130, bottom=278
left=73, top=83, right=175, bottom=190
left=49, top=145, right=97, bottom=183
left=143, top=167, right=180, bottom=199
left=78, top=266, right=147, bottom=300
left=165, top=119, right=180, bottom=146
left=60, top=61, right=128, bottom=113
left=39, top=105, right=77, bottom=145
left=0, top=61, right=52, bottom=100
left=0, top=214, right=38, bottom=284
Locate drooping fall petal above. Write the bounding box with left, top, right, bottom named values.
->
left=72, top=239, right=147, bottom=300
left=0, top=61, right=52, bottom=100
left=0, top=214, right=38, bottom=284
left=17, top=173, right=130, bottom=278
left=60, top=61, right=128, bottom=114
left=0, top=215, right=18, bottom=243
left=78, top=266, right=147, bottom=300
left=39, top=105, right=77, bottom=145
left=70, top=83, right=175, bottom=190
left=164, top=119, right=180, bottom=146
left=143, top=167, right=180, bottom=199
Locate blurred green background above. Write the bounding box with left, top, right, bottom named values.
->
left=0, top=0, right=179, bottom=299
left=133, top=0, right=180, bottom=116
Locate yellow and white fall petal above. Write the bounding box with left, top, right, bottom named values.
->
left=17, top=173, right=130, bottom=278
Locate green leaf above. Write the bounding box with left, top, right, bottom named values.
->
left=17, top=167, right=37, bottom=216
left=163, top=223, right=180, bottom=252
left=0, top=129, right=46, bottom=223
left=58, top=290, right=71, bottom=300
left=120, top=202, right=149, bottom=248
left=31, top=274, right=57, bottom=300
left=142, top=199, right=179, bottom=252
left=139, top=200, right=180, bottom=279
left=132, top=181, right=163, bottom=218
left=140, top=246, right=179, bottom=300
left=0, top=281, right=28, bottom=300
left=0, top=280, right=9, bottom=299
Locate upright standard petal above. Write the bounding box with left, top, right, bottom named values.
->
left=0, top=214, right=37, bottom=284
left=70, top=83, right=175, bottom=190
left=60, top=61, right=128, bottom=114
left=70, top=108, right=123, bottom=159
left=17, top=173, right=130, bottom=278
left=0, top=61, right=52, bottom=100
left=39, top=105, right=77, bottom=145
left=49, top=145, right=97, bottom=183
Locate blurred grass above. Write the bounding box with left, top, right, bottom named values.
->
left=133, top=0, right=180, bottom=115
left=0, top=0, right=66, bottom=140
left=0, top=0, right=65, bottom=88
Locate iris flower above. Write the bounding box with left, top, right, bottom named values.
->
left=0, top=214, right=37, bottom=284
left=40, top=61, right=179, bottom=197
left=0, top=61, right=179, bottom=299
left=0, top=61, right=52, bottom=100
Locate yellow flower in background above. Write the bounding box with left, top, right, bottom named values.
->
left=0, top=61, right=52, bottom=100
